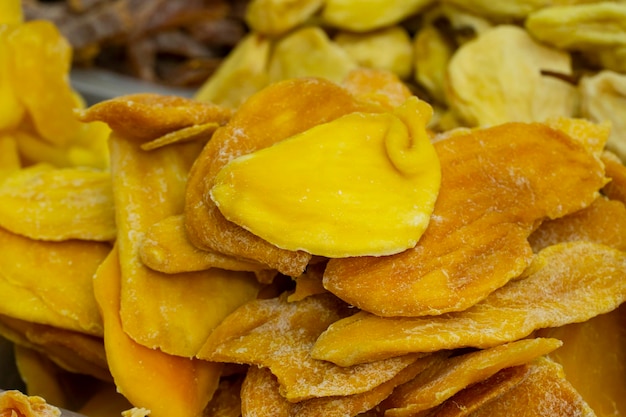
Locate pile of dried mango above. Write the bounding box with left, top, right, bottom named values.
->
left=2, top=0, right=626, bottom=417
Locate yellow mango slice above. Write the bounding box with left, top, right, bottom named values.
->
left=382, top=338, right=562, bottom=417
left=268, top=26, right=358, bottom=84
left=0, top=226, right=108, bottom=335
left=198, top=293, right=427, bottom=402
left=109, top=134, right=262, bottom=356
left=324, top=122, right=607, bottom=317
left=0, top=133, right=20, bottom=180
left=245, top=0, right=323, bottom=36
left=186, top=77, right=371, bottom=276
left=0, top=164, right=116, bottom=241
left=312, top=241, right=626, bottom=366
left=0, top=26, right=24, bottom=132
left=140, top=122, right=220, bottom=151
left=241, top=357, right=438, bottom=417
left=0, top=0, right=22, bottom=25
left=529, top=196, right=626, bottom=252
left=14, top=345, right=67, bottom=409
left=464, top=357, right=596, bottom=417
left=321, top=0, right=435, bottom=32
left=139, top=214, right=271, bottom=275
left=194, top=33, right=271, bottom=109
left=210, top=96, right=440, bottom=257
left=77, top=385, right=134, bottom=417
left=537, top=304, right=626, bottom=416
left=93, top=246, right=222, bottom=417
left=7, top=20, right=82, bottom=146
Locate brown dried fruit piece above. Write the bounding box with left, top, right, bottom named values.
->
left=313, top=241, right=626, bottom=366
left=528, top=196, right=626, bottom=252
left=185, top=77, right=372, bottom=276
left=324, top=122, right=607, bottom=317
left=240, top=358, right=435, bottom=417
left=382, top=338, right=562, bottom=417
left=197, top=293, right=427, bottom=402
left=76, top=93, right=232, bottom=142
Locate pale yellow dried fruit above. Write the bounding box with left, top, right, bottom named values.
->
left=580, top=70, right=626, bottom=161
left=268, top=26, right=358, bottom=84
left=382, top=338, right=562, bottom=417
left=0, top=390, right=61, bottom=417
left=525, top=3, right=626, bottom=50
left=446, top=25, right=577, bottom=126
left=198, top=293, right=427, bottom=402
left=313, top=241, right=626, bottom=366
left=210, top=97, right=440, bottom=257
left=335, top=26, right=413, bottom=80
left=0, top=164, right=115, bottom=242
left=194, top=33, right=271, bottom=109
left=594, top=45, right=626, bottom=73
left=245, top=0, right=323, bottom=36
left=441, top=0, right=550, bottom=20
left=413, top=24, right=454, bottom=104
left=321, top=0, right=435, bottom=32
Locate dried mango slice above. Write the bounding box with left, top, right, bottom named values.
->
left=0, top=133, right=20, bottom=180
left=321, top=0, right=434, bottom=32
left=0, top=315, right=110, bottom=383
left=526, top=3, right=626, bottom=50
left=342, top=68, right=414, bottom=110
left=382, top=338, right=562, bottom=417
left=464, top=357, right=596, bottom=417
left=194, top=33, right=271, bottom=109
left=108, top=134, right=262, bottom=356
left=536, top=304, right=626, bottom=416
left=210, top=96, right=440, bottom=257
left=203, top=377, right=244, bottom=417
left=186, top=77, right=370, bottom=276
left=0, top=226, right=108, bottom=336
left=139, top=214, right=270, bottom=275
left=76, top=93, right=232, bottom=143
left=0, top=164, right=116, bottom=241
left=446, top=25, right=577, bottom=127
left=0, top=25, right=24, bottom=132
left=602, top=150, right=626, bottom=204
left=13, top=346, right=68, bottom=410
left=323, top=122, right=607, bottom=317
left=7, top=20, right=81, bottom=146
left=241, top=357, right=436, bottom=417
left=420, top=365, right=531, bottom=417
left=313, top=241, right=626, bottom=366
left=0, top=390, right=61, bottom=417
left=335, top=26, right=414, bottom=79
left=198, top=293, right=426, bottom=402
left=545, top=116, right=609, bottom=157
left=245, top=0, right=323, bottom=36
left=93, top=246, right=222, bottom=417
left=140, top=122, right=219, bottom=151
left=0, top=0, right=22, bottom=25
left=268, top=26, right=358, bottom=84
left=288, top=261, right=328, bottom=302
left=529, top=196, right=626, bottom=252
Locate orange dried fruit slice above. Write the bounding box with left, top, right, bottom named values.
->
left=198, top=293, right=426, bottom=402
left=185, top=77, right=372, bottom=276
left=537, top=304, right=626, bottom=416
left=209, top=96, right=440, bottom=257
left=93, top=245, right=222, bottom=417
left=528, top=196, right=626, bottom=252
left=461, top=357, right=596, bottom=417
left=140, top=121, right=220, bottom=151
left=108, top=134, right=262, bottom=356
left=138, top=214, right=271, bottom=275
left=601, top=150, right=626, bottom=204
left=382, top=338, right=562, bottom=417
left=241, top=357, right=436, bottom=417
left=0, top=390, right=61, bottom=417
left=342, top=68, right=414, bottom=110
left=77, top=93, right=232, bottom=143
left=324, top=122, right=607, bottom=317
left=312, top=241, right=626, bottom=366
